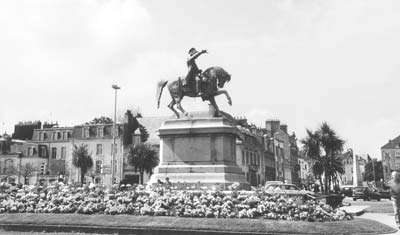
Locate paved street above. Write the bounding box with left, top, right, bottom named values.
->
left=341, top=197, right=399, bottom=234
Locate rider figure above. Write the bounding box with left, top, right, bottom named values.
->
left=186, top=47, right=207, bottom=96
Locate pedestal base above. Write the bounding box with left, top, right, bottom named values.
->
left=148, top=115, right=249, bottom=190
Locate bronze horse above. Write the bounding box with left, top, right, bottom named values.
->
left=156, top=67, right=232, bottom=118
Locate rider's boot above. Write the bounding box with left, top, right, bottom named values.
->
left=196, top=78, right=204, bottom=96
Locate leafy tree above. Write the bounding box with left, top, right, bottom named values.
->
left=301, top=123, right=345, bottom=194
left=72, top=144, right=93, bottom=184
left=319, top=122, right=345, bottom=194
left=301, top=129, right=324, bottom=193
left=86, top=116, right=113, bottom=125
left=126, top=143, right=159, bottom=185
left=364, top=159, right=384, bottom=182
left=139, top=125, right=149, bottom=143
left=19, top=163, right=36, bottom=184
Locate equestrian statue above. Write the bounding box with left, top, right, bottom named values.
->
left=156, top=48, right=232, bottom=118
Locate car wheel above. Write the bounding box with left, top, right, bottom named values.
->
left=363, top=198, right=366, bottom=201
left=353, top=198, right=356, bottom=201
left=378, top=198, right=381, bottom=201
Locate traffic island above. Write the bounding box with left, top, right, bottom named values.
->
left=0, top=214, right=396, bottom=235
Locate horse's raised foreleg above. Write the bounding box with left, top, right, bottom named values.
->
left=168, top=99, right=180, bottom=118
left=214, top=90, right=232, bottom=106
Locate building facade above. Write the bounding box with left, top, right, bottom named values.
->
left=235, top=118, right=265, bottom=187
left=264, top=120, right=298, bottom=184
left=0, top=134, right=47, bottom=185
left=298, top=153, right=312, bottom=185
left=31, top=125, right=73, bottom=185
left=381, top=136, right=400, bottom=184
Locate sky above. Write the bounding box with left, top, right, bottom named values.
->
left=1, top=0, right=399, bottom=159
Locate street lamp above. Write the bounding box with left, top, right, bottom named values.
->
left=111, top=84, right=120, bottom=186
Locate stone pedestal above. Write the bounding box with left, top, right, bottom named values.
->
left=353, top=154, right=362, bottom=186
left=148, top=114, right=249, bottom=190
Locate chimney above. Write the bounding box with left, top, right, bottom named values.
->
left=265, top=120, right=280, bottom=135
left=280, top=124, right=288, bottom=133
left=124, top=110, right=133, bottom=124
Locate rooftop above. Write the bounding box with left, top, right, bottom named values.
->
left=381, top=135, right=400, bottom=149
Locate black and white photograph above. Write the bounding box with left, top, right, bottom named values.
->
left=1, top=0, right=400, bottom=234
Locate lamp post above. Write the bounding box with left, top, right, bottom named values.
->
left=111, top=85, right=120, bottom=186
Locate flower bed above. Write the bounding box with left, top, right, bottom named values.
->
left=0, top=182, right=352, bottom=222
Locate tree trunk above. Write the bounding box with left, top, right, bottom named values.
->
left=80, top=169, right=85, bottom=184
left=319, top=176, right=324, bottom=194
left=140, top=171, right=144, bottom=185
left=328, top=177, right=331, bottom=194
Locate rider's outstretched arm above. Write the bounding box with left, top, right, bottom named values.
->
left=188, top=50, right=207, bottom=63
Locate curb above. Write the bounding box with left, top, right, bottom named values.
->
left=0, top=221, right=394, bottom=235
left=0, top=223, right=312, bottom=235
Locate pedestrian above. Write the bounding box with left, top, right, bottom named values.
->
left=165, top=177, right=172, bottom=189
left=389, top=170, right=400, bottom=228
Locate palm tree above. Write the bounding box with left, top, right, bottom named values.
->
left=126, top=143, right=159, bottom=185
left=301, top=129, right=324, bottom=193
left=318, top=122, right=345, bottom=194
left=72, top=144, right=93, bottom=184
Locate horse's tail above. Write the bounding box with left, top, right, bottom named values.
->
left=156, top=80, right=168, bottom=108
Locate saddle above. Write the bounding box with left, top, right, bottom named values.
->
left=180, top=74, right=205, bottom=96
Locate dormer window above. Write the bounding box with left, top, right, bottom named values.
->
left=52, top=132, right=57, bottom=140
left=97, top=127, right=104, bottom=137
left=39, top=132, right=45, bottom=141
left=82, top=127, right=90, bottom=138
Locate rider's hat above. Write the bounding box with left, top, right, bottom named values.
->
left=188, top=48, right=198, bottom=55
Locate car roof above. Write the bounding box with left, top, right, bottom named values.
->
left=267, top=183, right=297, bottom=187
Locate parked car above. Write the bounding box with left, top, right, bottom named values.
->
left=352, top=186, right=381, bottom=201
left=340, top=186, right=355, bottom=197
left=378, top=189, right=391, bottom=199
left=264, top=181, right=283, bottom=187
left=265, top=183, right=315, bottom=196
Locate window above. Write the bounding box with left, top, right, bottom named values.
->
left=95, top=160, right=102, bottom=173
left=5, top=159, right=14, bottom=173
left=52, top=132, right=57, bottom=140
left=242, top=150, right=245, bottom=165
left=83, top=128, right=90, bottom=138
left=396, top=152, right=400, bottom=157
left=51, top=147, right=57, bottom=159
left=61, top=147, right=66, bottom=160
left=40, top=146, right=47, bottom=157
left=246, top=152, right=249, bottom=165
left=96, top=144, right=103, bottom=155
left=97, top=127, right=104, bottom=137
left=63, top=131, right=68, bottom=140
left=39, top=132, right=45, bottom=141
left=27, top=147, right=33, bottom=156
left=396, top=163, right=400, bottom=169
left=111, top=144, right=118, bottom=154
